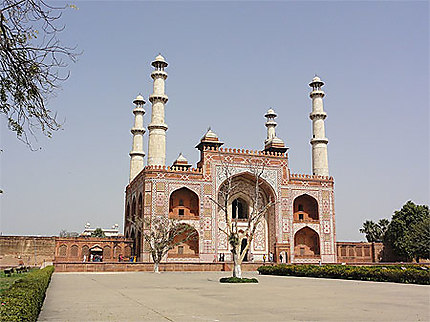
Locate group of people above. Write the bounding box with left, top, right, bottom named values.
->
left=214, top=251, right=285, bottom=263
left=263, top=252, right=276, bottom=263
left=82, top=254, right=103, bottom=262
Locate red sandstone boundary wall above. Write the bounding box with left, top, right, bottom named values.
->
left=0, top=236, right=56, bottom=268
left=54, top=262, right=262, bottom=272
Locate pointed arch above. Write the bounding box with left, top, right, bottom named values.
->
left=169, top=187, right=199, bottom=219
left=138, top=193, right=143, bottom=218
left=294, top=227, right=320, bottom=257
left=293, top=194, right=319, bottom=221
left=131, top=197, right=137, bottom=221
left=168, top=224, right=199, bottom=258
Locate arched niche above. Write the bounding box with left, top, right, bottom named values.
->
left=294, top=227, right=320, bottom=257
left=169, top=187, right=199, bottom=219
left=138, top=193, right=143, bottom=217
left=168, top=224, right=199, bottom=258
left=293, top=194, right=319, bottom=221
left=232, top=198, right=248, bottom=220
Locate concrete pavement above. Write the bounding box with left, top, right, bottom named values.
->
left=38, top=271, right=430, bottom=321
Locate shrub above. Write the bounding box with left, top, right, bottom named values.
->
left=257, top=264, right=429, bottom=285
left=220, top=277, right=259, bottom=283
left=0, top=266, right=55, bottom=322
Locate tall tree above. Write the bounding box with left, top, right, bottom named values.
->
left=211, top=158, right=274, bottom=278
left=1, top=0, right=78, bottom=147
left=384, top=201, right=429, bottom=261
left=359, top=220, right=382, bottom=242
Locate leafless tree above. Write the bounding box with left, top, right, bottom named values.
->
left=1, top=0, right=78, bottom=148
left=127, top=215, right=198, bottom=273
left=210, top=157, right=275, bottom=278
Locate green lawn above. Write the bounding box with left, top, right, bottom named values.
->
left=0, top=270, right=35, bottom=294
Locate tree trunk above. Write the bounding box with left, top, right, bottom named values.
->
left=154, top=261, right=160, bottom=273
left=232, top=252, right=242, bottom=278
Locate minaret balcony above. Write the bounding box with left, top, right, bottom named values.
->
left=132, top=107, right=146, bottom=114
left=149, top=94, right=168, bottom=104
left=310, top=138, right=329, bottom=145
left=309, top=90, right=325, bottom=98
left=131, top=128, right=145, bottom=134
left=148, top=123, right=168, bottom=131
left=309, top=112, right=327, bottom=120
left=151, top=70, right=168, bottom=80
left=129, top=150, right=145, bottom=157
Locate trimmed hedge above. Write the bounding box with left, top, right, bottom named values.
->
left=220, top=277, right=259, bottom=283
left=0, top=266, right=54, bottom=322
left=257, top=264, right=430, bottom=285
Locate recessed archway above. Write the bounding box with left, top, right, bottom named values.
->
left=293, top=194, right=319, bottom=221
left=294, top=227, right=320, bottom=257
left=168, top=224, right=199, bottom=258
left=169, top=187, right=199, bottom=219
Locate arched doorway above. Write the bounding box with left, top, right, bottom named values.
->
left=294, top=227, right=320, bottom=258
left=169, top=187, right=199, bottom=219
left=293, top=194, right=319, bottom=222
left=168, top=224, right=199, bottom=258
left=233, top=198, right=248, bottom=220
left=89, top=246, right=103, bottom=261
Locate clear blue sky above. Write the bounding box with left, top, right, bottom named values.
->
left=1, top=1, right=428, bottom=241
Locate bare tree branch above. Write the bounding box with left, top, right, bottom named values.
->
left=1, top=0, right=79, bottom=148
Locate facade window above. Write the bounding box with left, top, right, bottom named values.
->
left=300, top=247, right=305, bottom=256
left=178, top=246, right=184, bottom=255
left=298, top=204, right=304, bottom=211
left=179, top=209, right=184, bottom=216
left=70, top=245, right=79, bottom=257
left=299, top=213, right=304, bottom=220
left=232, top=198, right=248, bottom=219
left=59, top=245, right=67, bottom=257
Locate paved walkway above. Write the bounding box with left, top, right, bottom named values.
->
left=39, top=272, right=429, bottom=321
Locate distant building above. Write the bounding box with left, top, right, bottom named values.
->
left=80, top=223, right=121, bottom=237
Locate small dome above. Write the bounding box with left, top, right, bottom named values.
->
left=133, top=94, right=145, bottom=105
left=265, top=108, right=277, bottom=118
left=155, top=54, right=166, bottom=62
left=202, top=128, right=218, bottom=140
left=309, top=75, right=324, bottom=87
left=176, top=153, right=188, bottom=163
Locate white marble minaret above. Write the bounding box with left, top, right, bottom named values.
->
left=309, top=76, right=329, bottom=176
left=264, top=108, right=287, bottom=153
left=129, top=95, right=146, bottom=182
left=147, top=54, right=169, bottom=166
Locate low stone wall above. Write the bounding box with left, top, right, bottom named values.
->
left=54, top=262, right=263, bottom=272
left=0, top=236, right=56, bottom=268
